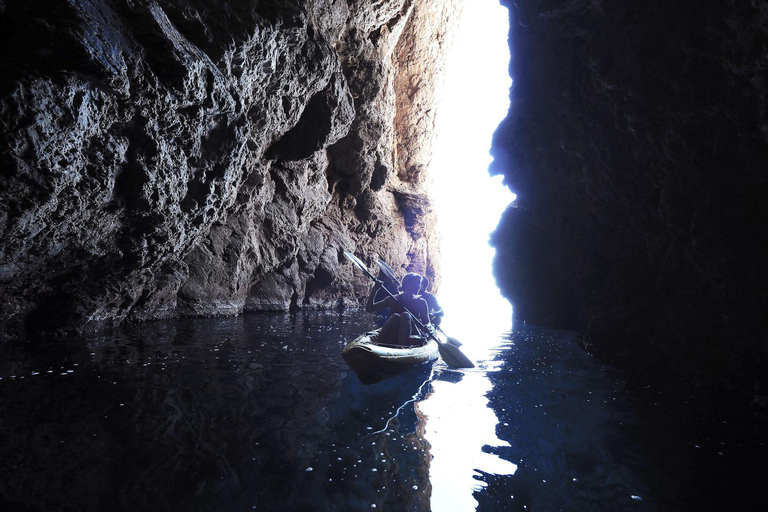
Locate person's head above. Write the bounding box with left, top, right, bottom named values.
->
left=419, top=276, right=430, bottom=294
left=400, top=273, right=422, bottom=296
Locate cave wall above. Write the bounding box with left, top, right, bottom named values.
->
left=0, top=0, right=465, bottom=337
left=490, top=0, right=768, bottom=387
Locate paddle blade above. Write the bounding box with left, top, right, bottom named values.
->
left=445, top=336, right=463, bottom=348
left=344, top=251, right=364, bottom=269
left=437, top=341, right=474, bottom=368
left=434, top=325, right=463, bottom=347
left=376, top=260, right=399, bottom=283
left=344, top=251, right=376, bottom=279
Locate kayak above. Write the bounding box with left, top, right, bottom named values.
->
left=341, top=329, right=441, bottom=384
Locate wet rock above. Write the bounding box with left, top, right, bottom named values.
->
left=0, top=0, right=463, bottom=337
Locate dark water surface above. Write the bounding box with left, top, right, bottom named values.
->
left=0, top=312, right=762, bottom=511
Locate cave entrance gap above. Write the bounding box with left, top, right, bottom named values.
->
left=419, top=5, right=517, bottom=508
left=430, top=0, right=514, bottom=340
left=419, top=5, right=518, bottom=509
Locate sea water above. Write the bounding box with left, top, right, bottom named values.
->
left=0, top=312, right=760, bottom=511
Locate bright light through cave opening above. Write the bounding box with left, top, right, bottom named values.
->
left=421, top=4, right=518, bottom=510
left=418, top=4, right=517, bottom=511
left=430, top=0, right=515, bottom=341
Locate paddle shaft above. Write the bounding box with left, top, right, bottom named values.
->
left=433, top=323, right=450, bottom=340
left=345, top=253, right=438, bottom=344
left=345, top=252, right=474, bottom=368
left=377, top=260, right=443, bottom=323
left=370, top=280, right=436, bottom=343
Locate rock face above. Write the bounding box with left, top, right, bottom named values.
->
left=490, top=0, right=768, bottom=389
left=0, top=0, right=464, bottom=337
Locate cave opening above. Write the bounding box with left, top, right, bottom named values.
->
left=430, top=0, right=515, bottom=340
left=423, top=3, right=519, bottom=509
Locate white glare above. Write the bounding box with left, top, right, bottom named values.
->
left=424, top=2, right=516, bottom=511
left=430, top=0, right=515, bottom=340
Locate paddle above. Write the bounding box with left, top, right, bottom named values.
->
left=344, top=251, right=474, bottom=368
left=375, top=260, right=463, bottom=348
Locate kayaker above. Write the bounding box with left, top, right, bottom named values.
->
left=418, top=276, right=444, bottom=326
left=371, top=269, right=399, bottom=327
left=366, top=272, right=431, bottom=346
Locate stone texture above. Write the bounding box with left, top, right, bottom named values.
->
left=490, top=0, right=768, bottom=392
left=0, top=0, right=464, bottom=337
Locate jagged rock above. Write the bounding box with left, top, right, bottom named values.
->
left=0, top=0, right=463, bottom=337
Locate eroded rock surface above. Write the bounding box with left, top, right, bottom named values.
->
left=490, top=0, right=768, bottom=389
left=0, top=0, right=464, bottom=337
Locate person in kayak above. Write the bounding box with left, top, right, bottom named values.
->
left=418, top=276, right=444, bottom=326
left=371, top=268, right=400, bottom=327
left=366, top=272, right=431, bottom=346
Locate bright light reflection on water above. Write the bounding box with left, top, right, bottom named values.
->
left=0, top=318, right=703, bottom=510
left=419, top=371, right=518, bottom=511
left=424, top=0, right=516, bottom=509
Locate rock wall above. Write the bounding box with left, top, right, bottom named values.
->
left=0, top=0, right=464, bottom=338
left=490, top=0, right=768, bottom=391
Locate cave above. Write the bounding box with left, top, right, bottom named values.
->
left=490, top=0, right=768, bottom=433
left=1, top=0, right=767, bottom=510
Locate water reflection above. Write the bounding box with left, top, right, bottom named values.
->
left=420, top=368, right=518, bottom=511
left=3, top=313, right=499, bottom=512
left=324, top=368, right=436, bottom=511
left=1, top=311, right=706, bottom=511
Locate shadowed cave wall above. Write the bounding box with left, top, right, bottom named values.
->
left=490, top=0, right=768, bottom=403
left=0, top=0, right=465, bottom=338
